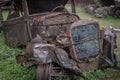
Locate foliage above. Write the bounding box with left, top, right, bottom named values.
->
left=0, top=33, right=36, bottom=80
left=94, top=0, right=102, bottom=6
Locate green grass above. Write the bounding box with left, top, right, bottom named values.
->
left=66, top=4, right=120, bottom=28
left=0, top=4, right=120, bottom=80
left=0, top=33, right=36, bottom=80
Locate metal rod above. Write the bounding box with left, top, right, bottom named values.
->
left=114, top=28, right=120, bottom=32
left=0, top=5, right=3, bottom=20
left=22, top=0, right=32, bottom=41
left=70, top=0, right=76, bottom=13
left=0, top=5, right=3, bottom=30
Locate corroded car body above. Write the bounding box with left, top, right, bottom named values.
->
left=68, top=19, right=101, bottom=71
left=0, top=0, right=118, bottom=80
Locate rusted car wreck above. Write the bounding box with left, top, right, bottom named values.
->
left=0, top=0, right=119, bottom=80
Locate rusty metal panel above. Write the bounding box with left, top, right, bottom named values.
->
left=31, top=12, right=79, bottom=39
left=68, top=19, right=101, bottom=59
left=2, top=12, right=79, bottom=47
left=78, top=56, right=100, bottom=71
left=33, top=13, right=79, bottom=26
left=71, top=24, right=99, bottom=59
left=2, top=17, right=29, bottom=46
left=67, top=19, right=101, bottom=71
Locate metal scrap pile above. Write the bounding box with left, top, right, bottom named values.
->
left=16, top=34, right=85, bottom=79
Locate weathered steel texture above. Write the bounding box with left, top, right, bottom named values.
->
left=2, top=12, right=79, bottom=47
left=101, top=27, right=117, bottom=67
left=22, top=0, right=32, bottom=40
left=114, top=28, right=120, bottom=32
left=70, top=0, right=76, bottom=13
left=31, top=12, right=79, bottom=40
left=2, top=0, right=78, bottom=47
left=67, top=19, right=101, bottom=71
left=32, top=36, right=81, bottom=73
left=68, top=19, right=100, bottom=59
left=2, top=17, right=29, bottom=46
left=16, top=35, right=84, bottom=79
left=0, top=0, right=11, bottom=10
left=37, top=64, right=51, bottom=80
left=77, top=56, right=100, bottom=71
